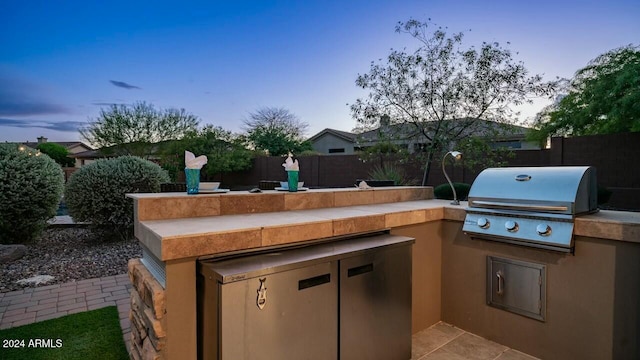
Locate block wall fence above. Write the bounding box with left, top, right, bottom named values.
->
left=216, top=132, right=640, bottom=211
left=63, top=132, right=638, bottom=210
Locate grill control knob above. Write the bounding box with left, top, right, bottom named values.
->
left=477, top=218, right=490, bottom=229
left=505, top=220, right=518, bottom=232
left=536, top=224, right=552, bottom=236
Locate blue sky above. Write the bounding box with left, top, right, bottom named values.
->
left=1, top=0, right=638, bottom=143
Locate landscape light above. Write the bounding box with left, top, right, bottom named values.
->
left=442, top=151, right=462, bottom=205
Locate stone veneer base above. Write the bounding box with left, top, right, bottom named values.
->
left=129, top=259, right=167, bottom=360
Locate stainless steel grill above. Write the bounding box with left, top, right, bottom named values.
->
left=463, top=166, right=598, bottom=253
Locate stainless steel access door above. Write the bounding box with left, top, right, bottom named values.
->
left=340, top=244, right=412, bottom=360
left=219, top=261, right=338, bottom=360
left=487, top=256, right=546, bottom=321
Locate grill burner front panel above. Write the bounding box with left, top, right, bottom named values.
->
left=463, top=212, right=575, bottom=252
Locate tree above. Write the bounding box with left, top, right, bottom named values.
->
left=356, top=115, right=410, bottom=169
left=243, top=107, right=312, bottom=156
left=80, top=102, right=200, bottom=158
left=161, top=125, right=254, bottom=181
left=350, top=19, right=557, bottom=185
left=37, top=142, right=75, bottom=167
left=528, top=45, right=640, bottom=144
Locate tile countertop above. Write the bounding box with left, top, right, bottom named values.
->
left=133, top=198, right=640, bottom=262
left=128, top=187, right=434, bottom=221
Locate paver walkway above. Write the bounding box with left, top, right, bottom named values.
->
left=0, top=274, right=132, bottom=352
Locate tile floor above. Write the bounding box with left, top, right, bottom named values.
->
left=412, top=322, right=540, bottom=360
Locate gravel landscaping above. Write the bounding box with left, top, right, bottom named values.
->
left=0, top=227, right=141, bottom=293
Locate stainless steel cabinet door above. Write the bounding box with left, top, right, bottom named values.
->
left=340, top=245, right=412, bottom=360
left=487, top=256, right=546, bottom=321
left=219, top=261, right=338, bottom=360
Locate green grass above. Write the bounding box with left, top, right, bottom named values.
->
left=0, top=306, right=128, bottom=360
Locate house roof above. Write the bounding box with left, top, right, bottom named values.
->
left=307, top=128, right=357, bottom=143
left=68, top=149, right=104, bottom=159
left=69, top=139, right=178, bottom=159
left=308, top=119, right=531, bottom=147
left=19, top=141, right=93, bottom=152
left=4, top=140, right=92, bottom=152
left=354, top=119, right=530, bottom=143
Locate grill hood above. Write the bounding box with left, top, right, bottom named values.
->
left=464, top=166, right=598, bottom=253
left=467, top=166, right=598, bottom=216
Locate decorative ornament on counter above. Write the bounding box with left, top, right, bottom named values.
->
left=185, top=151, right=208, bottom=169
left=357, top=180, right=372, bottom=189
left=281, top=152, right=299, bottom=171
left=185, top=151, right=208, bottom=194
left=282, top=152, right=300, bottom=192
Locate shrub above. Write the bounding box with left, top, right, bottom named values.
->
left=597, top=185, right=612, bottom=205
left=434, top=182, right=471, bottom=201
left=368, top=163, right=415, bottom=185
left=37, top=142, right=75, bottom=167
left=65, top=156, right=170, bottom=239
left=0, top=144, right=64, bottom=244
left=297, top=150, right=323, bottom=156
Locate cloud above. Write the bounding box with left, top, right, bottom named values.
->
left=0, top=101, right=70, bottom=116
left=0, top=74, right=72, bottom=116
left=0, top=118, right=84, bottom=132
left=109, top=80, right=141, bottom=89
left=91, top=102, right=130, bottom=106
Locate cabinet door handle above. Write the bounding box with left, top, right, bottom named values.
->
left=348, top=263, right=374, bottom=278
left=298, top=274, right=331, bottom=290
left=496, top=271, right=504, bottom=296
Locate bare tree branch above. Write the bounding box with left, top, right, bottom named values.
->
left=350, top=19, right=557, bottom=184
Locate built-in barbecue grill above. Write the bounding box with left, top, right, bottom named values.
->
left=463, top=166, right=598, bottom=253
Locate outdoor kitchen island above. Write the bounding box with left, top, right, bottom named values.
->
left=127, top=187, right=640, bottom=360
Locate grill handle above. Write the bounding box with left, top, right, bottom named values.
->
left=496, top=271, right=504, bottom=296
left=471, top=200, right=569, bottom=213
